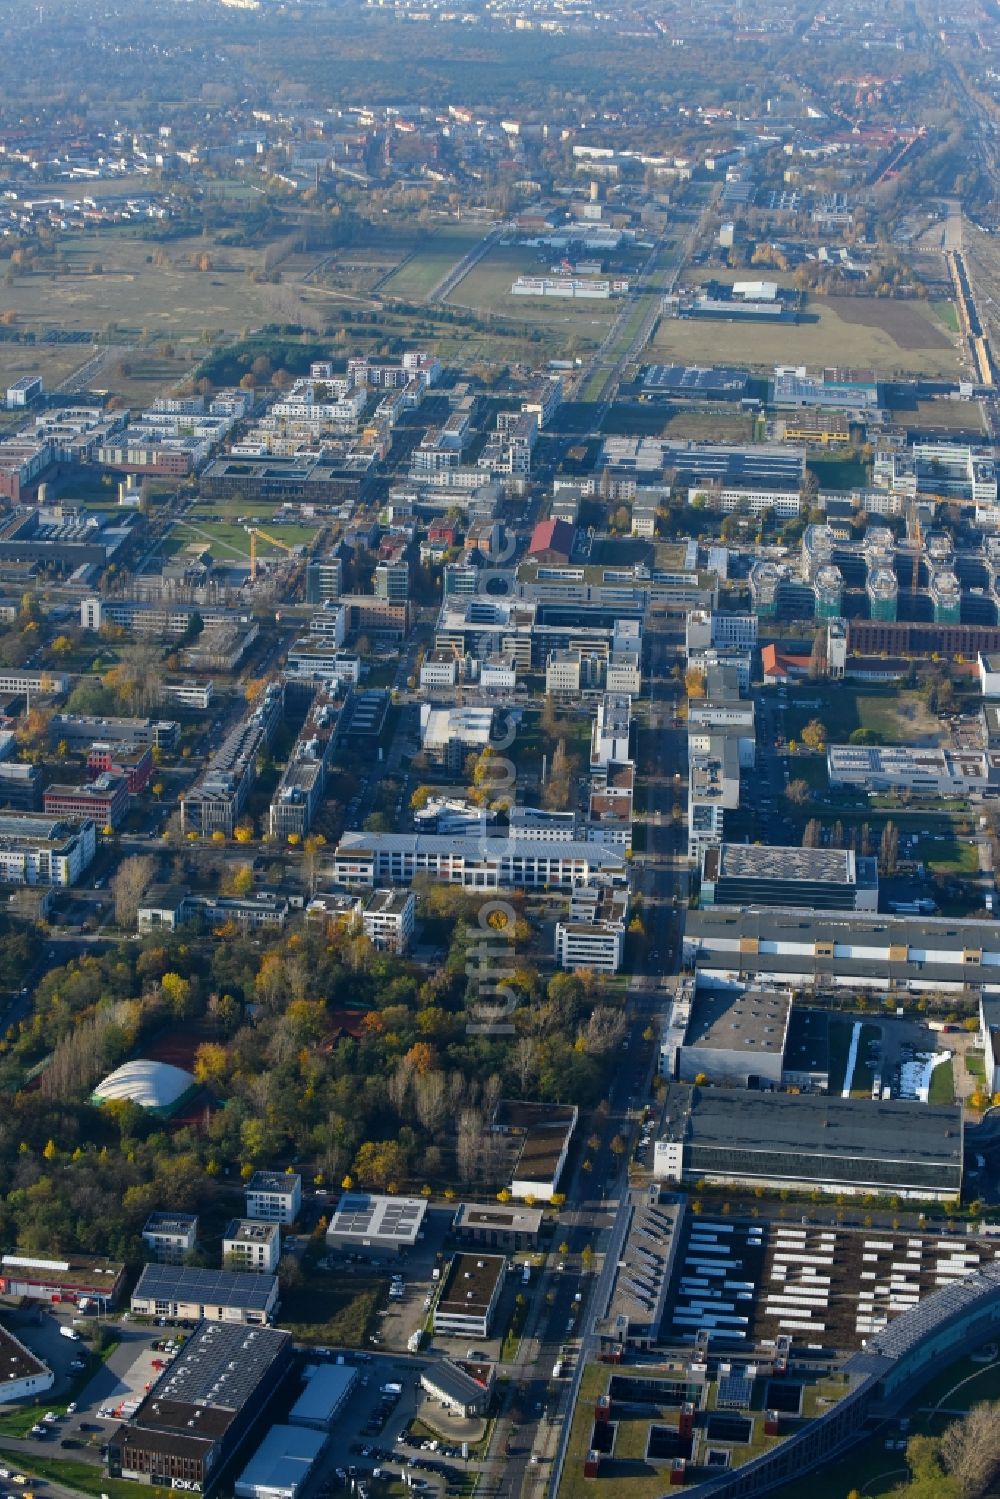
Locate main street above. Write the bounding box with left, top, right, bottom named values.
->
left=468, top=626, right=689, bottom=1499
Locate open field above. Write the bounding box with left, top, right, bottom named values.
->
left=651, top=281, right=965, bottom=377
left=445, top=242, right=620, bottom=347
left=0, top=339, right=99, bottom=399
left=663, top=407, right=756, bottom=442
left=0, top=233, right=357, bottom=350
left=279, top=1272, right=386, bottom=1346
left=911, top=397, right=985, bottom=433
left=381, top=223, right=488, bottom=300
left=780, top=686, right=945, bottom=747
left=854, top=690, right=944, bottom=745
left=167, top=517, right=321, bottom=563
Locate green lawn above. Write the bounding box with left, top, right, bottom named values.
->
left=807, top=453, right=870, bottom=491
left=932, top=299, right=961, bottom=334
left=928, top=1055, right=955, bottom=1105
left=967, top=1050, right=986, bottom=1082
left=167, top=519, right=320, bottom=564
left=0, top=1447, right=148, bottom=1499
left=777, top=685, right=943, bottom=748
left=913, top=836, right=980, bottom=875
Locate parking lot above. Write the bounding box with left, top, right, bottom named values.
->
left=312, top=1352, right=475, bottom=1497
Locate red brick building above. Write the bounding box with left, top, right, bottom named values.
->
left=44, top=772, right=130, bottom=829
left=87, top=742, right=153, bottom=795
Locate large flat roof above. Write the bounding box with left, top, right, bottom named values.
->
left=328, top=1193, right=427, bottom=1244
left=685, top=906, right=1000, bottom=953
left=705, top=844, right=854, bottom=885
left=235, top=1424, right=326, bottom=1498
left=662, top=1086, right=962, bottom=1178
left=437, top=1253, right=505, bottom=1318
left=684, top=987, right=791, bottom=1056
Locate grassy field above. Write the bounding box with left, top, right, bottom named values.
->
left=780, top=686, right=944, bottom=747
left=651, top=279, right=964, bottom=378
left=663, top=407, right=756, bottom=442
left=912, top=834, right=980, bottom=875
left=381, top=224, right=489, bottom=300
left=166, top=518, right=321, bottom=563
left=912, top=397, right=985, bottom=433
left=445, top=242, right=620, bottom=349
left=0, top=234, right=280, bottom=342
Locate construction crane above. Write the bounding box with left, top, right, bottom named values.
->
left=907, top=498, right=922, bottom=593
left=247, top=526, right=296, bottom=582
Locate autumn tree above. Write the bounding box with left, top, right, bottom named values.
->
left=880, top=820, right=899, bottom=875
left=684, top=667, right=707, bottom=699
left=111, top=854, right=157, bottom=928
left=800, top=718, right=827, bottom=751
left=802, top=819, right=823, bottom=849
left=938, top=1401, right=1000, bottom=1498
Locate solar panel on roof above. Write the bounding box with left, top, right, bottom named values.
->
left=134, top=1264, right=276, bottom=1312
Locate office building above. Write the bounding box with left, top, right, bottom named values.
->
left=433, top=1254, right=506, bottom=1339
left=326, top=1194, right=427, bottom=1257
left=554, top=885, right=628, bottom=974
left=332, top=831, right=627, bottom=891
left=700, top=844, right=879, bottom=912
left=453, top=1203, right=543, bottom=1252
left=130, top=1265, right=279, bottom=1325
left=138, top=886, right=289, bottom=934
left=827, top=743, right=994, bottom=796
left=107, top=1323, right=294, bottom=1493
left=360, top=888, right=415, bottom=954
left=50, top=714, right=178, bottom=751
left=44, top=773, right=129, bottom=830
left=86, top=742, right=153, bottom=795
